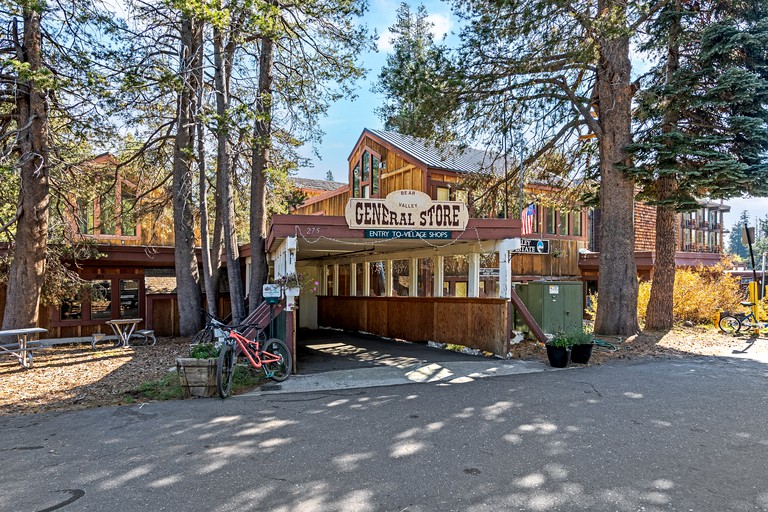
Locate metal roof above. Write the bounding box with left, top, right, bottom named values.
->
left=292, top=177, right=347, bottom=191
left=367, top=129, right=505, bottom=174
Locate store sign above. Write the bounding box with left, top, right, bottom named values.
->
left=512, top=239, right=550, bottom=254
left=365, top=229, right=451, bottom=239
left=345, top=190, right=468, bottom=231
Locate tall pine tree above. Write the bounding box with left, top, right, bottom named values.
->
left=630, top=0, right=768, bottom=329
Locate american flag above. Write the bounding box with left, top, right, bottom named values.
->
left=521, top=203, right=536, bottom=236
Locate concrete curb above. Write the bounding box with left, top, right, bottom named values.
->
left=240, top=359, right=560, bottom=395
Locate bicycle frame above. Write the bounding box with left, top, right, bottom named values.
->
left=224, top=328, right=283, bottom=371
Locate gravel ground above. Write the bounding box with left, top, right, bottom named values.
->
left=2, top=327, right=766, bottom=416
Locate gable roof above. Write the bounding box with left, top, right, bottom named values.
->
left=292, top=177, right=347, bottom=191
left=366, top=129, right=505, bottom=174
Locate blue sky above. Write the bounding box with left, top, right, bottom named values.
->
left=296, top=0, right=768, bottom=232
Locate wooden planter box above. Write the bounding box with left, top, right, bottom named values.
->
left=176, top=358, right=217, bottom=398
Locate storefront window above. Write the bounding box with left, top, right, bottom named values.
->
left=119, top=279, right=140, bottom=318
left=356, top=264, right=365, bottom=295
left=369, top=261, right=386, bottom=296
left=480, top=253, right=499, bottom=297
left=443, top=255, right=469, bottom=297
left=392, top=259, right=410, bottom=296
left=417, top=258, right=434, bottom=297
left=325, top=266, right=334, bottom=295
left=338, top=264, right=350, bottom=296
left=91, top=280, right=112, bottom=320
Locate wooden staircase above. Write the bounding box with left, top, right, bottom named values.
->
left=238, top=300, right=285, bottom=340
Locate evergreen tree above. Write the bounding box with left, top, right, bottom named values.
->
left=374, top=3, right=443, bottom=137
left=325, top=170, right=335, bottom=181
left=629, top=0, right=768, bottom=329
left=728, top=210, right=751, bottom=261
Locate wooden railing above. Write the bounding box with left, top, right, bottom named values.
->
left=318, top=296, right=510, bottom=356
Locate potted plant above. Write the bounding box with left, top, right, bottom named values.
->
left=569, top=331, right=595, bottom=364
left=545, top=332, right=571, bottom=368
left=176, top=343, right=220, bottom=398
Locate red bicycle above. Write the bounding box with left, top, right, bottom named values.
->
left=205, top=317, right=292, bottom=398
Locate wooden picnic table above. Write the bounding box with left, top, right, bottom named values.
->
left=106, top=318, right=143, bottom=348
left=0, top=327, right=48, bottom=369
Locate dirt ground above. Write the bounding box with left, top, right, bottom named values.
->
left=2, top=327, right=767, bottom=416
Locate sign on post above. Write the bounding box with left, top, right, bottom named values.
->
left=742, top=225, right=755, bottom=246
left=263, top=284, right=281, bottom=305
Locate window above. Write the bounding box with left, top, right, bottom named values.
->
left=77, top=198, right=94, bottom=234
left=60, top=297, right=82, bottom=321
left=545, top=208, right=556, bottom=234
left=436, top=187, right=450, bottom=201
left=119, top=279, right=140, bottom=318
left=91, top=280, right=112, bottom=320
left=99, top=191, right=116, bottom=235
left=443, top=255, right=469, bottom=297
left=417, top=258, right=434, bottom=297
left=356, top=264, right=365, bottom=295
left=351, top=149, right=382, bottom=198
left=352, top=166, right=360, bottom=198
left=121, top=188, right=137, bottom=237
left=369, top=261, right=386, bottom=296
left=77, top=178, right=138, bottom=238
left=559, top=211, right=570, bottom=235
left=325, top=266, right=334, bottom=295
left=338, top=264, right=350, bottom=296
left=392, top=259, right=410, bottom=296
left=573, top=211, right=583, bottom=236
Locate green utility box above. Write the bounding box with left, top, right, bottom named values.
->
left=514, top=281, right=583, bottom=335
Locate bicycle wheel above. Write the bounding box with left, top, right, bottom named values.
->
left=216, top=343, right=236, bottom=398
left=192, top=327, right=214, bottom=345
left=262, top=339, right=292, bottom=382
left=718, top=315, right=742, bottom=334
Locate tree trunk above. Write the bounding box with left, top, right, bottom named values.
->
left=594, top=0, right=639, bottom=336
left=213, top=27, right=246, bottom=324
left=249, top=35, right=275, bottom=312
left=2, top=9, right=49, bottom=330
left=172, top=15, right=203, bottom=336
left=193, top=21, right=218, bottom=318
left=646, top=199, right=677, bottom=329
left=645, top=1, right=682, bottom=331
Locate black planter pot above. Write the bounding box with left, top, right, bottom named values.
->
left=546, top=345, right=570, bottom=368
left=570, top=343, right=594, bottom=364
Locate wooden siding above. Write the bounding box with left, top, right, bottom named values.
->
left=293, top=187, right=350, bottom=216
left=318, top=296, right=510, bottom=355
left=634, top=203, right=657, bottom=252
left=514, top=239, right=586, bottom=277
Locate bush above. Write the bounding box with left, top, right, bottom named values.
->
left=589, top=260, right=749, bottom=326
left=548, top=330, right=592, bottom=347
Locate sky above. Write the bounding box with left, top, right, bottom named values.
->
left=294, top=0, right=768, bottom=232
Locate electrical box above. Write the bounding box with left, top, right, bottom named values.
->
left=514, top=281, right=583, bottom=335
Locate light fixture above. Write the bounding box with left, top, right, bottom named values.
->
left=379, top=161, right=386, bottom=170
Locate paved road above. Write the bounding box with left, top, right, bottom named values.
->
left=1, top=355, right=767, bottom=512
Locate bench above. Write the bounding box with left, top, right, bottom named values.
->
left=0, top=341, right=48, bottom=367
left=132, top=329, right=156, bottom=346
left=91, top=333, right=121, bottom=350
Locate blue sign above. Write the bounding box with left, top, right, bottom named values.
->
left=364, top=229, right=452, bottom=240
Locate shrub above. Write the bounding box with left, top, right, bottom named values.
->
left=588, top=260, right=747, bottom=326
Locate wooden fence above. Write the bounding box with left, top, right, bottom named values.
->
left=318, top=296, right=510, bottom=356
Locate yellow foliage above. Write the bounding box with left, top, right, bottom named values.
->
left=590, top=260, right=748, bottom=326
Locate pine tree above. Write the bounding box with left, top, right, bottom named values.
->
left=728, top=210, right=751, bottom=261
left=374, top=3, right=443, bottom=137
left=629, top=0, right=768, bottom=329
